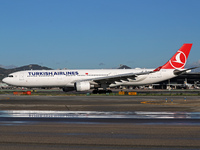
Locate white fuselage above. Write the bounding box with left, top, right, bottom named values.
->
left=2, top=68, right=176, bottom=88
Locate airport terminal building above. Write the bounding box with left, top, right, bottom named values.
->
left=153, top=72, right=200, bottom=89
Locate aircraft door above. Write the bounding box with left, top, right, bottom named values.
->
left=157, top=71, right=162, bottom=78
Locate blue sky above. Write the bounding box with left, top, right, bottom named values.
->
left=0, top=0, right=200, bottom=69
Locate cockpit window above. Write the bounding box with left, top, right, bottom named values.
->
left=8, top=75, right=14, bottom=77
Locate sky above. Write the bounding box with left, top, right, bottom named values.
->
left=0, top=0, right=200, bottom=69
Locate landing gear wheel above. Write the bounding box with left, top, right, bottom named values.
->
left=92, top=90, right=112, bottom=94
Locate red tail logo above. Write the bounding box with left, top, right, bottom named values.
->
left=161, top=43, right=192, bottom=69
left=169, top=51, right=186, bottom=69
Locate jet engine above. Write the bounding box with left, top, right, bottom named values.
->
left=75, top=81, right=91, bottom=91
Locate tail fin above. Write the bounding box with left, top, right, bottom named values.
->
left=156, top=44, right=193, bottom=70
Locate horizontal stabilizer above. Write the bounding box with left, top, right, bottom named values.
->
left=173, top=66, right=200, bottom=75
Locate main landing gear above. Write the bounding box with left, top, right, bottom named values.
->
left=92, top=89, right=112, bottom=94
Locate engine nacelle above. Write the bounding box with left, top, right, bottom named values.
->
left=75, top=81, right=91, bottom=91
left=62, top=87, right=75, bottom=92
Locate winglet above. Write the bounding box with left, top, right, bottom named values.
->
left=161, top=43, right=193, bottom=69
left=153, top=66, right=162, bottom=72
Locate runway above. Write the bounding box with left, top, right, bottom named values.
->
left=0, top=95, right=200, bottom=149
left=1, top=95, right=200, bottom=112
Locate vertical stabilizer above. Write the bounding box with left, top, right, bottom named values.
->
left=161, top=43, right=192, bottom=69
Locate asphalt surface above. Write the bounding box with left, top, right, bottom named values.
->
left=0, top=94, right=200, bottom=150
left=0, top=95, right=200, bottom=112
left=0, top=124, right=200, bottom=150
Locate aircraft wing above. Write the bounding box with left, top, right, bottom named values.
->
left=73, top=70, right=155, bottom=85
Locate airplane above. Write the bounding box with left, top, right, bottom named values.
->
left=182, top=78, right=200, bottom=89
left=2, top=43, right=197, bottom=93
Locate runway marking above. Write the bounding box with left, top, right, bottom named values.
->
left=141, top=101, right=177, bottom=105
left=141, top=101, right=150, bottom=104
left=0, top=97, right=10, bottom=100
left=141, top=101, right=161, bottom=105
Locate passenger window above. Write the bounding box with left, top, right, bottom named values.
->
left=8, top=75, right=14, bottom=77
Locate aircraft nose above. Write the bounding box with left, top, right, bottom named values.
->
left=2, top=77, right=9, bottom=84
